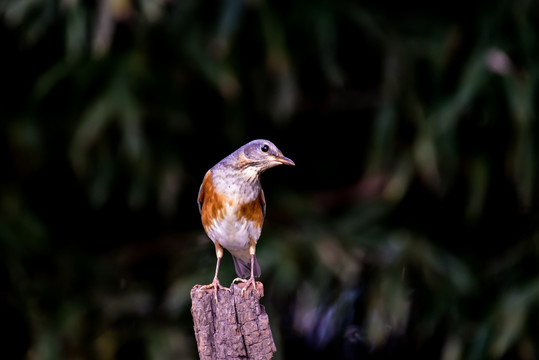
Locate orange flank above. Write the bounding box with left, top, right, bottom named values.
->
left=198, top=170, right=225, bottom=230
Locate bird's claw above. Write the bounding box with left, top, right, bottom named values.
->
left=232, top=277, right=257, bottom=295
left=199, top=279, right=230, bottom=302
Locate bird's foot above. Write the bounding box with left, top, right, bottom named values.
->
left=199, top=278, right=230, bottom=302
left=232, top=276, right=257, bottom=295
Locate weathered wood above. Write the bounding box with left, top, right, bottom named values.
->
left=191, top=282, right=277, bottom=360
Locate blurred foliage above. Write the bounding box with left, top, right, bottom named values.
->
left=2, top=0, right=539, bottom=359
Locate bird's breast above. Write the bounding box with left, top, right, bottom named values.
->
left=200, top=172, right=264, bottom=250
left=204, top=199, right=263, bottom=250
left=211, top=165, right=261, bottom=202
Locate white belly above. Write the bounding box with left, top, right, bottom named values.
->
left=206, top=203, right=261, bottom=250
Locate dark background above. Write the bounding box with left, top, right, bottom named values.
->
left=2, top=0, right=539, bottom=359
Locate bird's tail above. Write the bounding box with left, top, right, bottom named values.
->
left=232, top=254, right=261, bottom=279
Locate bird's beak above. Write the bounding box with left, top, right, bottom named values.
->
left=274, top=155, right=295, bottom=166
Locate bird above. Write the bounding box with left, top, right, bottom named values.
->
left=197, top=139, right=294, bottom=300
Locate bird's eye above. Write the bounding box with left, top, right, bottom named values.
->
left=261, top=144, right=269, bottom=152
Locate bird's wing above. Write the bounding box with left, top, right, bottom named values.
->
left=197, top=170, right=212, bottom=214
left=259, top=189, right=266, bottom=218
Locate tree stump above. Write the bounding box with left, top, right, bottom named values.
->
left=191, top=282, right=277, bottom=360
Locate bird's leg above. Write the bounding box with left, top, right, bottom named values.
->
left=232, top=241, right=257, bottom=295
left=199, top=242, right=230, bottom=302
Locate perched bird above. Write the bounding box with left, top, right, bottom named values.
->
left=197, top=139, right=294, bottom=299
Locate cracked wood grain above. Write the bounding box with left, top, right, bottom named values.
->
left=191, top=282, right=276, bottom=360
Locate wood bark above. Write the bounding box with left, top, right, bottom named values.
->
left=191, top=282, right=276, bottom=360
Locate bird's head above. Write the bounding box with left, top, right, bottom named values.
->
left=236, top=139, right=295, bottom=176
